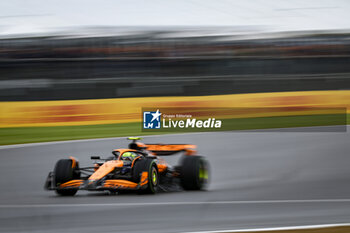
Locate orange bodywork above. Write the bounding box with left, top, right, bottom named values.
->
left=157, top=157, right=168, bottom=173
left=69, top=156, right=78, bottom=168
left=88, top=160, right=124, bottom=180
left=103, top=171, right=148, bottom=189
left=89, top=149, right=141, bottom=182
left=103, top=180, right=138, bottom=189
left=58, top=171, right=149, bottom=190
left=56, top=143, right=197, bottom=191
left=139, top=171, right=149, bottom=186
left=157, top=164, right=167, bottom=173
left=139, top=143, right=197, bottom=156
left=59, top=179, right=83, bottom=188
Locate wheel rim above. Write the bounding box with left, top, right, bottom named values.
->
left=151, top=167, right=158, bottom=185
left=198, top=160, right=208, bottom=185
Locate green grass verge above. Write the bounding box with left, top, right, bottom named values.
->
left=0, top=114, right=347, bottom=145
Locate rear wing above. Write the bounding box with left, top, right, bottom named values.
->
left=143, top=144, right=197, bottom=156
left=127, top=137, right=197, bottom=156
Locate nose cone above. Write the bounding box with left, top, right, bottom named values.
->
left=88, top=160, right=123, bottom=180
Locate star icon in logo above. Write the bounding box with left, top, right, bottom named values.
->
left=150, top=109, right=161, bottom=122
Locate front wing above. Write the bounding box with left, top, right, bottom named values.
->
left=45, top=171, right=149, bottom=191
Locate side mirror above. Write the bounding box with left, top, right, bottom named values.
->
left=91, top=156, right=101, bottom=160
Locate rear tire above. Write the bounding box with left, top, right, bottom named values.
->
left=180, top=156, right=209, bottom=190
left=54, top=159, right=80, bottom=196
left=132, top=158, right=158, bottom=194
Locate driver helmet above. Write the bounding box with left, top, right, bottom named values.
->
left=120, top=151, right=138, bottom=161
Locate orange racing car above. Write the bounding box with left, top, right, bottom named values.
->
left=45, top=137, right=209, bottom=196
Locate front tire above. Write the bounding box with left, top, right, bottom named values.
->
left=133, top=158, right=158, bottom=194
left=54, top=159, right=80, bottom=196
left=180, top=156, right=209, bottom=190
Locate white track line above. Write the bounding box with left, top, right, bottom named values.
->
left=181, top=223, right=350, bottom=233
left=1, top=199, right=350, bottom=208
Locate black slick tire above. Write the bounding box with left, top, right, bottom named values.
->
left=132, top=158, right=158, bottom=194
left=54, top=159, right=80, bottom=196
left=180, top=156, right=209, bottom=190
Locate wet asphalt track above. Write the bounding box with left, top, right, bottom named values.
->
left=0, top=127, right=350, bottom=233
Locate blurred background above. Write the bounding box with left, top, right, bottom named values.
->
left=2, top=2, right=350, bottom=233
left=1, top=28, right=350, bottom=100
left=0, top=0, right=350, bottom=101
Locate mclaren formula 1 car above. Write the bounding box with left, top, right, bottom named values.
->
left=45, top=137, right=209, bottom=196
